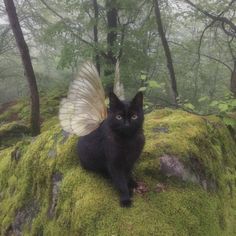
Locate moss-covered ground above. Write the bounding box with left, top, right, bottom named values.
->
left=0, top=98, right=236, bottom=235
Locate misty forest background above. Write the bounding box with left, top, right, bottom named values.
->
left=1, top=1, right=236, bottom=234
left=0, top=0, right=236, bottom=133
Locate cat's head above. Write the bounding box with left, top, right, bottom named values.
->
left=107, top=92, right=144, bottom=136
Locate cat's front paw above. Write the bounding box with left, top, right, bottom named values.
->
left=120, top=198, right=132, bottom=208
left=128, top=179, right=138, bottom=189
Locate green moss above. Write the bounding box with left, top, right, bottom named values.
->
left=0, top=88, right=66, bottom=125
left=0, top=109, right=236, bottom=235
left=0, top=122, right=30, bottom=149
left=0, top=100, right=26, bottom=123
left=0, top=89, right=65, bottom=149
left=143, top=110, right=236, bottom=187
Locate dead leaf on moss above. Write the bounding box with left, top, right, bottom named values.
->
left=156, top=183, right=167, bottom=193
left=134, top=182, right=148, bottom=195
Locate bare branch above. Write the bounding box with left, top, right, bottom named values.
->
left=201, top=53, right=233, bottom=72
left=39, top=0, right=93, bottom=47
left=169, top=41, right=233, bottom=72
left=197, top=20, right=216, bottom=61
left=221, top=22, right=235, bottom=37
left=154, top=0, right=178, bottom=105
left=185, top=0, right=236, bottom=35
left=227, top=35, right=236, bottom=59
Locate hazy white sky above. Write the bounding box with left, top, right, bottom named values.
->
left=0, top=14, right=7, bottom=24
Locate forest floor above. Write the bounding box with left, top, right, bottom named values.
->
left=0, top=101, right=19, bottom=122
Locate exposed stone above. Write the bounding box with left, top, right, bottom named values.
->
left=60, top=130, right=70, bottom=144
left=6, top=201, right=39, bottom=236
left=152, top=126, right=169, bottom=133
left=160, top=155, right=188, bottom=178
left=11, top=148, right=21, bottom=162
left=48, top=172, right=63, bottom=218
left=159, top=155, right=217, bottom=191
left=48, top=149, right=57, bottom=158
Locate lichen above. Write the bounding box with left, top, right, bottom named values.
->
left=0, top=109, right=236, bottom=235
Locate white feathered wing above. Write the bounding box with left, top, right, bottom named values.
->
left=59, top=62, right=107, bottom=136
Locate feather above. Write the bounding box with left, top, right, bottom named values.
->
left=113, top=60, right=125, bottom=100
left=59, top=62, right=107, bottom=136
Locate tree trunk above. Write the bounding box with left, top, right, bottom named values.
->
left=154, top=0, right=178, bottom=105
left=4, top=0, right=40, bottom=135
left=231, top=60, right=236, bottom=97
left=105, top=0, right=118, bottom=76
left=93, top=0, right=100, bottom=74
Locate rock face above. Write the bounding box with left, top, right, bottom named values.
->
left=159, top=155, right=217, bottom=191
left=6, top=201, right=39, bottom=236
left=0, top=109, right=236, bottom=236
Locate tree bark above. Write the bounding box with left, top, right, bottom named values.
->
left=92, top=0, right=100, bottom=74
left=231, top=60, right=236, bottom=97
left=154, top=0, right=178, bottom=105
left=4, top=0, right=40, bottom=135
left=105, top=0, right=118, bottom=76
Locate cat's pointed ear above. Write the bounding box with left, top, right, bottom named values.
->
left=131, top=91, right=143, bottom=108
left=109, top=91, right=122, bottom=110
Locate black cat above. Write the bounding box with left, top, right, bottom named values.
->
left=77, top=91, right=145, bottom=207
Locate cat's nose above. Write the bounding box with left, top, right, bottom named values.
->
left=124, top=120, right=129, bottom=127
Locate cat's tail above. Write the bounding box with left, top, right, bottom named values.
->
left=59, top=62, right=107, bottom=136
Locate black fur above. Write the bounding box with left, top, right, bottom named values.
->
left=77, top=92, right=145, bottom=207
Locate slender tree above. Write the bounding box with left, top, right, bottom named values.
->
left=4, top=0, right=40, bottom=135
left=154, top=0, right=178, bottom=105
left=105, top=0, right=118, bottom=76
left=231, top=60, right=236, bottom=97
left=93, top=0, right=100, bottom=74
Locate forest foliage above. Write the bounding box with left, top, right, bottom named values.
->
left=0, top=0, right=235, bottom=119
left=0, top=1, right=236, bottom=234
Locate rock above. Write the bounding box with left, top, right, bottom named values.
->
left=11, top=148, right=21, bottom=162
left=60, top=130, right=70, bottom=144
left=159, top=155, right=217, bottom=191
left=160, top=155, right=186, bottom=178
left=48, top=172, right=63, bottom=218
left=48, top=149, right=57, bottom=158
left=152, top=126, right=169, bottom=133
left=0, top=109, right=236, bottom=235
left=6, top=201, right=39, bottom=236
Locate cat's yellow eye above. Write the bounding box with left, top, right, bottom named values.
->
left=131, top=114, right=138, bottom=120
left=116, top=114, right=122, bottom=120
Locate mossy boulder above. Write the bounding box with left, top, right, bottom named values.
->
left=0, top=122, right=30, bottom=150
left=0, top=88, right=66, bottom=125
left=0, top=109, right=236, bottom=235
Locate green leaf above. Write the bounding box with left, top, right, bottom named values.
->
left=140, top=75, right=147, bottom=81
left=218, top=103, right=229, bottom=112
left=138, top=87, right=147, bottom=92
left=184, top=103, right=195, bottom=110
left=147, top=80, right=161, bottom=88
left=229, top=99, right=236, bottom=107
left=209, top=101, right=219, bottom=107
left=223, top=117, right=236, bottom=128
left=198, top=96, right=209, bottom=102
